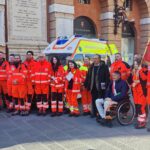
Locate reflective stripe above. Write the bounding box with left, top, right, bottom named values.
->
left=31, top=74, right=35, bottom=77
left=0, top=75, right=7, bottom=77
left=51, top=84, right=64, bottom=87
left=80, top=66, right=88, bottom=71
left=51, top=106, right=57, bottom=108
left=35, top=72, right=48, bottom=75
left=35, top=81, right=49, bottom=83
left=72, top=90, right=80, bottom=93
left=0, top=70, right=6, bottom=72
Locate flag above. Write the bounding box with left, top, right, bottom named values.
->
left=143, top=42, right=150, bottom=63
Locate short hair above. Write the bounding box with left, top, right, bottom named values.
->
left=26, top=51, right=34, bottom=56
left=9, top=54, right=15, bottom=57
left=115, top=53, right=121, bottom=56
left=113, top=71, right=121, bottom=76
left=93, top=54, right=101, bottom=59
left=14, top=54, right=21, bottom=58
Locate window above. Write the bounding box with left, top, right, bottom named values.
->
left=124, top=0, right=132, bottom=11
left=79, top=0, right=90, bottom=4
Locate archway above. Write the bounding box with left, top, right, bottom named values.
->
left=74, top=16, right=96, bottom=38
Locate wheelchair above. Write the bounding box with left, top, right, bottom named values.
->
left=108, top=98, right=135, bottom=126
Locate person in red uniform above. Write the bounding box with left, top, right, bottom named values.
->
left=32, top=53, right=51, bottom=116
left=23, top=51, right=36, bottom=115
left=110, top=53, right=131, bottom=82
left=6, top=54, right=15, bottom=113
left=50, top=56, right=65, bottom=117
left=131, top=60, right=147, bottom=129
left=146, top=64, right=150, bottom=132
left=80, top=57, right=91, bottom=115
left=0, top=51, right=9, bottom=110
left=65, top=60, right=82, bottom=117
left=11, top=54, right=28, bottom=116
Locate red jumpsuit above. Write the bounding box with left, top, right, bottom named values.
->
left=110, top=60, right=130, bottom=81
left=147, top=66, right=150, bottom=105
left=11, top=64, right=27, bottom=111
left=24, top=59, right=36, bottom=111
left=32, top=60, right=51, bottom=112
left=65, top=68, right=82, bottom=115
left=6, top=63, right=16, bottom=110
left=132, top=69, right=147, bottom=123
left=0, top=60, right=9, bottom=108
left=80, top=64, right=91, bottom=113
left=50, top=65, right=65, bottom=113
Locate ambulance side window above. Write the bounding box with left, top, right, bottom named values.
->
left=74, top=54, right=84, bottom=67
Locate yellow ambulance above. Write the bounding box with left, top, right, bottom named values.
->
left=43, top=35, right=118, bottom=65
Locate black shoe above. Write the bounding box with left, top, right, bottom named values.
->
left=83, top=112, right=89, bottom=116
left=57, top=112, right=63, bottom=116
left=20, top=111, right=26, bottom=116
left=37, top=111, right=42, bottom=116
left=51, top=113, right=57, bottom=117
left=69, top=113, right=74, bottom=117
left=12, top=110, right=20, bottom=116
left=105, top=119, right=113, bottom=128
left=135, top=123, right=146, bottom=129
left=43, top=111, right=47, bottom=116
left=74, top=114, right=80, bottom=117
left=64, top=108, right=70, bottom=114
left=6, top=109, right=13, bottom=113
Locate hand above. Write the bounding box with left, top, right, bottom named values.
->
left=132, top=83, right=136, bottom=87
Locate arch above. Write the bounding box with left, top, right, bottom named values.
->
left=74, top=16, right=97, bottom=38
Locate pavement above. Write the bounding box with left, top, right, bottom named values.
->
left=0, top=111, right=150, bottom=150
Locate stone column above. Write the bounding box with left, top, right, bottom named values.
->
left=0, top=0, right=5, bottom=52
left=48, top=0, right=74, bottom=42
left=7, top=0, right=48, bottom=59
left=100, top=0, right=122, bottom=51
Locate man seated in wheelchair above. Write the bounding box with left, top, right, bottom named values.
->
left=96, top=71, right=129, bottom=127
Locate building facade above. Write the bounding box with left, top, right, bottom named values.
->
left=0, top=0, right=150, bottom=60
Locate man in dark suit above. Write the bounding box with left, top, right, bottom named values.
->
left=84, top=54, right=110, bottom=117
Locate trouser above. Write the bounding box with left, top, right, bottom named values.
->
left=51, top=92, right=63, bottom=113
left=25, top=81, right=34, bottom=111
left=12, top=85, right=27, bottom=111
left=66, top=90, right=80, bottom=115
left=36, top=94, right=49, bottom=112
left=81, top=89, right=91, bottom=113
left=7, top=84, right=14, bottom=110
left=0, top=80, right=8, bottom=108
left=91, top=89, right=99, bottom=117
left=65, top=90, right=72, bottom=109
left=95, top=98, right=117, bottom=119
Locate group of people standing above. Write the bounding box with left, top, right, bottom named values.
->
left=0, top=51, right=150, bottom=131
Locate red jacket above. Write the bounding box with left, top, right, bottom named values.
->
left=11, top=64, right=28, bottom=85
left=0, top=60, right=8, bottom=81
left=6, top=63, right=16, bottom=85
left=24, top=59, right=36, bottom=82
left=65, top=68, right=82, bottom=93
left=32, top=60, right=51, bottom=85
left=50, top=65, right=65, bottom=89
left=110, top=60, right=130, bottom=80
left=147, top=66, right=150, bottom=104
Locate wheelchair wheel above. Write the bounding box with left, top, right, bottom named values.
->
left=117, top=101, right=135, bottom=126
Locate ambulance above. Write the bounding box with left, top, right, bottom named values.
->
left=43, top=35, right=118, bottom=65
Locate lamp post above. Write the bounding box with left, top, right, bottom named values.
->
left=4, top=0, right=8, bottom=60
left=113, top=0, right=130, bottom=35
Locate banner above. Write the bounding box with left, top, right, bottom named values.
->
left=143, top=42, right=150, bottom=63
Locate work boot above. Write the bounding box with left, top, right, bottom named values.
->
left=83, top=112, right=89, bottom=116
left=74, top=114, right=80, bottom=117
left=51, top=112, right=57, bottom=117
left=12, top=110, right=20, bottom=116
left=57, top=112, right=63, bottom=116
left=42, top=110, right=47, bottom=116
left=37, top=109, right=42, bottom=116
left=6, top=109, right=13, bottom=113
left=135, top=122, right=146, bottom=129
left=105, top=119, right=113, bottom=128
left=20, top=111, right=26, bottom=116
